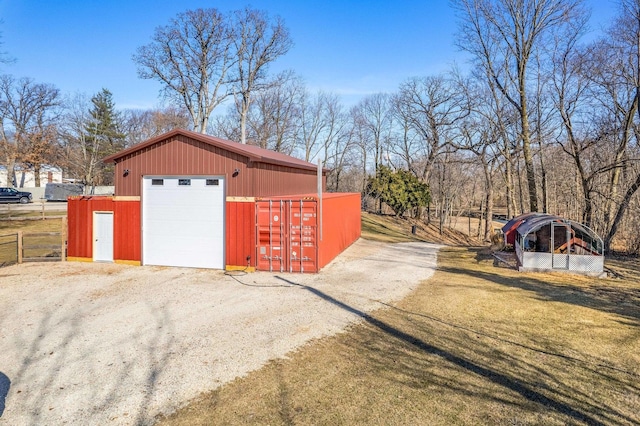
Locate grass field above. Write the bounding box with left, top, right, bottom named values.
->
left=157, top=213, right=640, bottom=425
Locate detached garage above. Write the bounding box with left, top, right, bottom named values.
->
left=67, top=129, right=361, bottom=272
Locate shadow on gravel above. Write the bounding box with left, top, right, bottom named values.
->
left=273, top=275, right=608, bottom=426
left=0, top=371, right=9, bottom=417
left=5, top=297, right=174, bottom=425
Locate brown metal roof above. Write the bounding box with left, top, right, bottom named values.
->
left=103, top=128, right=321, bottom=173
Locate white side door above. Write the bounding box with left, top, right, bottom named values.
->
left=93, top=212, right=114, bottom=262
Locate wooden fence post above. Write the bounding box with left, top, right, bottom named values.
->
left=41, top=200, right=45, bottom=220
left=61, top=216, right=67, bottom=261
left=17, top=231, right=23, bottom=264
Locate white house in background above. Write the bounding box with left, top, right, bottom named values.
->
left=0, top=164, right=63, bottom=187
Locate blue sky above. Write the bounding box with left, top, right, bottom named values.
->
left=0, top=0, right=618, bottom=111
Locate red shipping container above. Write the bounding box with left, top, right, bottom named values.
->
left=256, top=199, right=318, bottom=272
left=255, top=193, right=360, bottom=273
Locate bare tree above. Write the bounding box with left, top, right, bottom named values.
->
left=21, top=125, right=59, bottom=187
left=452, top=76, right=503, bottom=241
left=122, top=106, right=191, bottom=147
left=59, top=93, right=92, bottom=182
left=453, top=0, right=584, bottom=212
left=325, top=118, right=358, bottom=192
left=548, top=9, right=602, bottom=226
left=297, top=91, right=339, bottom=162
left=350, top=105, right=372, bottom=195
left=393, top=75, right=469, bottom=183
left=0, top=75, right=60, bottom=187
left=133, top=9, right=234, bottom=133
left=232, top=7, right=293, bottom=144
left=212, top=71, right=303, bottom=153
left=352, top=93, right=393, bottom=174
left=585, top=0, right=640, bottom=251
left=246, top=70, right=302, bottom=153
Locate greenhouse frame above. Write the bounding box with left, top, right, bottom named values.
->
left=502, top=213, right=604, bottom=275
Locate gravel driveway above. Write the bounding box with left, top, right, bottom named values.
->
left=0, top=239, right=439, bottom=425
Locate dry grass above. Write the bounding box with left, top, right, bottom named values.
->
left=0, top=217, right=63, bottom=233
left=0, top=218, right=64, bottom=264
left=157, top=215, right=640, bottom=426
left=361, top=212, right=481, bottom=246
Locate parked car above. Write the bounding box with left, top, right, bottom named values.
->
left=0, top=187, right=33, bottom=203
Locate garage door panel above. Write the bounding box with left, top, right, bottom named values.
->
left=142, top=176, right=225, bottom=269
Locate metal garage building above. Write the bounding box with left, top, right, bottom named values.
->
left=67, top=129, right=361, bottom=272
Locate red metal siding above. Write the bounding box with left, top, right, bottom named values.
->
left=318, top=193, right=361, bottom=269
left=67, top=197, right=92, bottom=258
left=67, top=197, right=141, bottom=262
left=111, top=135, right=325, bottom=198
left=226, top=200, right=256, bottom=269
left=114, top=200, right=141, bottom=261
left=251, top=163, right=324, bottom=198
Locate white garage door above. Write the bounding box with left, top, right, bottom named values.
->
left=142, top=176, right=225, bottom=269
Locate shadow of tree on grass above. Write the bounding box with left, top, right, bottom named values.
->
left=273, top=275, right=636, bottom=425
left=439, top=264, right=640, bottom=325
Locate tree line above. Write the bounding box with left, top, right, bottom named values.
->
left=1, top=1, right=640, bottom=254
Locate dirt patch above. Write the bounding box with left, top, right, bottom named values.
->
left=0, top=238, right=439, bottom=425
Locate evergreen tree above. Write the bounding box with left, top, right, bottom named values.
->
left=84, top=88, right=125, bottom=185
left=367, top=166, right=430, bottom=217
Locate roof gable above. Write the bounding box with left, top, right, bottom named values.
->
left=103, top=129, right=321, bottom=172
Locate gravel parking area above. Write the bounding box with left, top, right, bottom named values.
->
left=0, top=239, right=439, bottom=425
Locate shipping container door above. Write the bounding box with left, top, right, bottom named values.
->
left=289, top=200, right=318, bottom=272
left=256, top=200, right=286, bottom=272
left=142, top=176, right=225, bottom=269
left=93, top=212, right=114, bottom=262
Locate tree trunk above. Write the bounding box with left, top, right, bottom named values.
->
left=478, top=198, right=484, bottom=239
left=34, top=165, right=41, bottom=187
left=604, top=171, right=640, bottom=253
left=540, top=155, right=548, bottom=213
left=483, top=158, right=494, bottom=242
left=240, top=93, right=250, bottom=143
left=604, top=97, right=638, bottom=228
left=520, top=100, right=538, bottom=212
left=6, top=157, right=16, bottom=187
left=516, top=161, right=526, bottom=213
